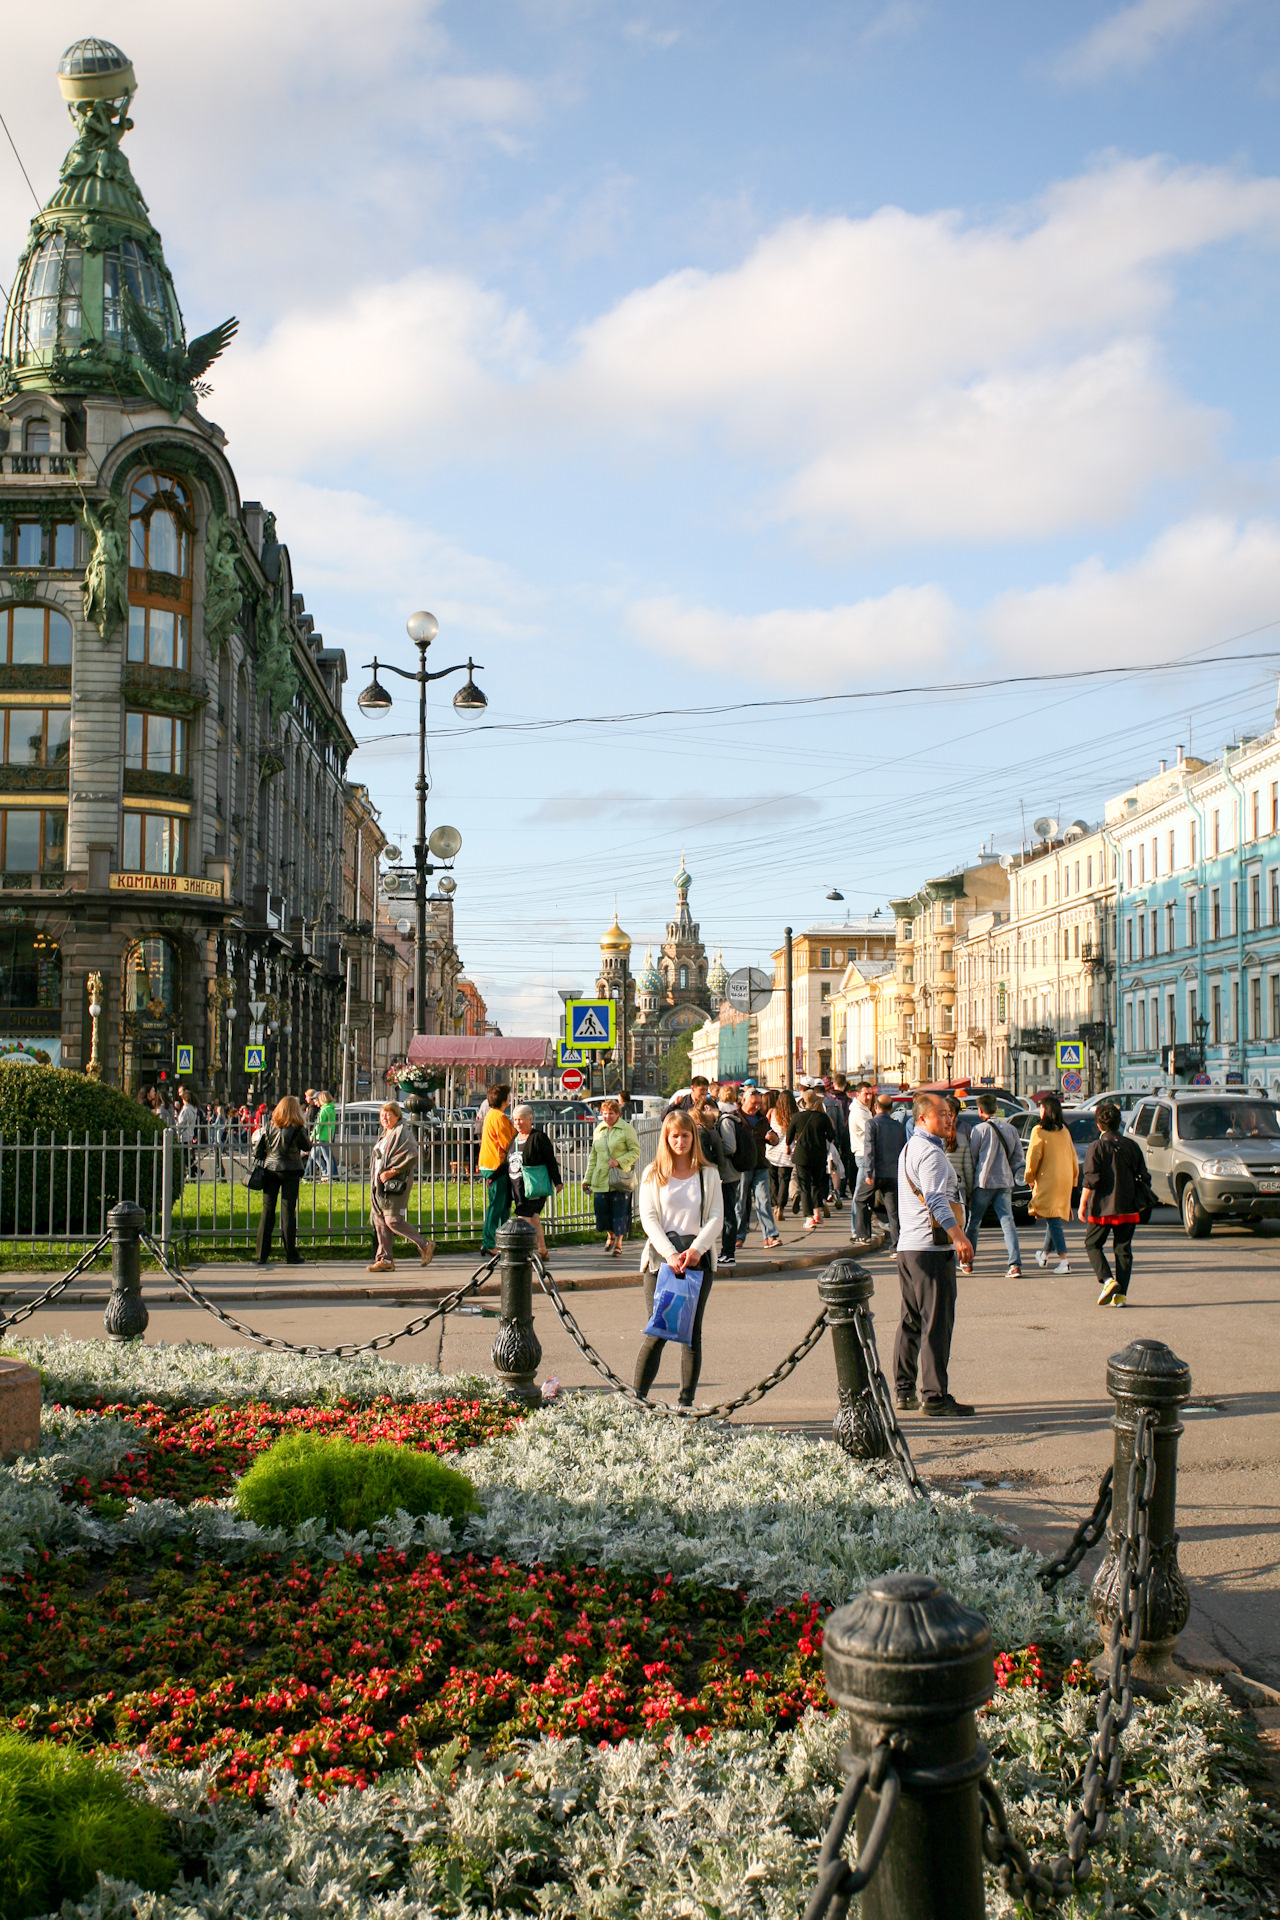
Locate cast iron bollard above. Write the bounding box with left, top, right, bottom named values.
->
left=1090, top=1336, right=1191, bottom=1692
left=490, top=1215, right=542, bottom=1402
left=819, top=1256, right=889, bottom=1460
left=103, top=1201, right=148, bottom=1343
left=818, top=1572, right=994, bottom=1920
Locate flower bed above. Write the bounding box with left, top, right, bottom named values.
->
left=1, top=1337, right=1277, bottom=1918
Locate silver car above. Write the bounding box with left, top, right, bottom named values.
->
left=1130, top=1092, right=1280, bottom=1237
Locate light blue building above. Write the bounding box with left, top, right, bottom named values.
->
left=1109, top=735, right=1280, bottom=1097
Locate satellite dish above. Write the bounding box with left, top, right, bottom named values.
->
left=1071, top=818, right=1090, bottom=836
left=826, top=887, right=844, bottom=901
left=999, top=852, right=1015, bottom=870
left=1063, top=825, right=1084, bottom=844
left=1032, top=816, right=1058, bottom=840
left=383, top=844, right=401, bottom=863
left=438, top=876, right=457, bottom=896
left=428, top=824, right=462, bottom=860
left=396, top=918, right=412, bottom=938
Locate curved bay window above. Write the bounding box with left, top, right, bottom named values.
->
left=123, top=935, right=181, bottom=1093
left=127, top=473, right=192, bottom=671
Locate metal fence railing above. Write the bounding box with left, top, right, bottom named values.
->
left=0, top=1130, right=169, bottom=1252
left=0, top=1116, right=663, bottom=1256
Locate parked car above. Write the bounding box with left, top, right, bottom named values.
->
left=1129, top=1091, right=1280, bottom=1236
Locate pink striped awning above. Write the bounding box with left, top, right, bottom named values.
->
left=405, top=1035, right=551, bottom=1069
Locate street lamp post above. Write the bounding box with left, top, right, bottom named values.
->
left=358, top=613, right=486, bottom=1044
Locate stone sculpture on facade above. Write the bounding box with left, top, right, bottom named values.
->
left=202, top=511, right=243, bottom=658
left=80, top=494, right=130, bottom=641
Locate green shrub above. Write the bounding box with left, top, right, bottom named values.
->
left=0, top=1064, right=166, bottom=1236
left=0, top=1732, right=175, bottom=1918
left=233, top=1430, right=479, bottom=1533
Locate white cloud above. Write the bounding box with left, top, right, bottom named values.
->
left=212, top=155, right=1280, bottom=546
left=624, top=514, right=1280, bottom=685
left=1056, top=0, right=1237, bottom=84
left=626, top=588, right=957, bottom=683
left=984, top=514, right=1280, bottom=665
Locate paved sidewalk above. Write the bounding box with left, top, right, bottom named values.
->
left=13, top=1206, right=1280, bottom=1689
left=0, top=1194, right=857, bottom=1304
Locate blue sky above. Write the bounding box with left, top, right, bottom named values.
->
left=10, top=1, right=1280, bottom=1033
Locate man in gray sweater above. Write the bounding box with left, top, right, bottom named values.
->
left=965, top=1093, right=1025, bottom=1279
left=895, top=1091, right=975, bottom=1418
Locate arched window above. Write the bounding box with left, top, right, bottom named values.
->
left=124, top=937, right=181, bottom=1019
left=679, top=965, right=688, bottom=989
left=0, top=604, right=71, bottom=666
left=127, top=473, right=192, bottom=670
left=24, top=417, right=50, bottom=454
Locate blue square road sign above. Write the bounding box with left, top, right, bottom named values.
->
left=566, top=999, right=616, bottom=1049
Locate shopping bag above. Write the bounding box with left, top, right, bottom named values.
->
left=643, top=1260, right=704, bottom=1346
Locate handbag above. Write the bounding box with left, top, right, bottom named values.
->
left=246, top=1165, right=266, bottom=1191
left=608, top=1163, right=636, bottom=1191
left=247, top=1127, right=268, bottom=1191
left=522, top=1161, right=554, bottom=1201
left=643, top=1234, right=705, bottom=1346
left=904, top=1170, right=956, bottom=1249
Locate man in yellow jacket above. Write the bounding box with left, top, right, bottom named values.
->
left=478, top=1083, right=516, bottom=1251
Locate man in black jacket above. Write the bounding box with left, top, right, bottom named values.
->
left=734, top=1086, right=781, bottom=1249
left=852, top=1094, right=906, bottom=1248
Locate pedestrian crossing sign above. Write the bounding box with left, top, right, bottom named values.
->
left=557, top=1040, right=588, bottom=1067
left=176, top=1045, right=193, bottom=1074
left=1056, top=1040, right=1084, bottom=1068
left=566, top=998, right=616, bottom=1049
left=244, top=1044, right=266, bottom=1073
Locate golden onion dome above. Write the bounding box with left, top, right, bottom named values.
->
left=601, top=913, right=631, bottom=955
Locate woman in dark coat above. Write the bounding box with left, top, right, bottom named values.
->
left=509, top=1103, right=563, bottom=1258
left=1078, top=1101, right=1149, bottom=1306
left=787, top=1088, right=835, bottom=1232
left=253, top=1095, right=311, bottom=1266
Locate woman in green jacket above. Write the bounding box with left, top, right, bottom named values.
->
left=585, top=1097, right=641, bottom=1255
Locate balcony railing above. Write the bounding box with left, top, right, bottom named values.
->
left=1016, top=1025, right=1056, bottom=1053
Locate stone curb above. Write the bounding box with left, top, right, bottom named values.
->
left=0, top=1244, right=841, bottom=1308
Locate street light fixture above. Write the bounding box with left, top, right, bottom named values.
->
left=357, top=613, right=487, bottom=1043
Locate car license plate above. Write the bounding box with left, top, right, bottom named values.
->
left=1259, top=1180, right=1280, bottom=1194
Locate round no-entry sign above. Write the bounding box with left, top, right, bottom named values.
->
left=560, top=1068, right=584, bottom=1093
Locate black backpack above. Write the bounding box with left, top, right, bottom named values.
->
left=729, top=1112, right=757, bottom=1174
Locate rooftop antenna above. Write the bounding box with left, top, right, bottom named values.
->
left=1019, top=801, right=1027, bottom=859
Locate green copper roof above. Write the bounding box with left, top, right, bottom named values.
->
left=1, top=40, right=235, bottom=415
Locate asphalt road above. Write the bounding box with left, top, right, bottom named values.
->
left=21, top=1206, right=1280, bottom=1687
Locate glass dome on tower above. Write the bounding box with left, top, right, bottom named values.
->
left=2, top=40, right=233, bottom=413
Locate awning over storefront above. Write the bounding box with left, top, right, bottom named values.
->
left=405, top=1035, right=552, bottom=1069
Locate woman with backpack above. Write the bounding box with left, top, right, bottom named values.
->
left=1079, top=1101, right=1150, bottom=1306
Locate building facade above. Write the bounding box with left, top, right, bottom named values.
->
left=1003, top=824, right=1117, bottom=1095
left=890, top=859, right=1006, bottom=1083
left=1110, top=738, right=1280, bottom=1097
left=829, top=959, right=899, bottom=1081
left=757, top=917, right=896, bottom=1084
left=952, top=910, right=1014, bottom=1087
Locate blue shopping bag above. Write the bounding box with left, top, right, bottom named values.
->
left=643, top=1260, right=704, bottom=1346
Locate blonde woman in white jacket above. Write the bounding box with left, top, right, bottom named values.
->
left=634, top=1108, right=724, bottom=1407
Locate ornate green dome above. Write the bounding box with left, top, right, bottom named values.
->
left=1, top=40, right=235, bottom=415
left=638, top=946, right=662, bottom=995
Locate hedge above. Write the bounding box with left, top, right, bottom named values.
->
left=0, top=1064, right=166, bottom=1237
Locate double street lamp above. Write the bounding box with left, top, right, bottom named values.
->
left=358, top=613, right=487, bottom=1043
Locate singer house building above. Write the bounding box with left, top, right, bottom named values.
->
left=0, top=38, right=360, bottom=1099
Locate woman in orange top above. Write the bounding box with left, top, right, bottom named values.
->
left=478, top=1084, right=516, bottom=1251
